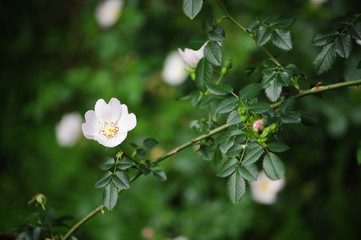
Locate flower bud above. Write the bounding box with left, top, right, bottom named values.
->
left=252, top=119, right=264, bottom=132
left=28, top=193, right=47, bottom=210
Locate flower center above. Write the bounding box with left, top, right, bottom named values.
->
left=99, top=121, right=119, bottom=139
left=259, top=182, right=270, bottom=193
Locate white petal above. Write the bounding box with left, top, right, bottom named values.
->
left=95, top=99, right=118, bottom=121
left=108, top=98, right=122, bottom=120
left=118, top=105, right=137, bottom=131
left=82, top=123, right=95, bottom=140
left=124, top=113, right=137, bottom=131
left=96, top=131, right=127, bottom=148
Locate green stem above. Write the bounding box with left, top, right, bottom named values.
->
left=62, top=78, right=361, bottom=239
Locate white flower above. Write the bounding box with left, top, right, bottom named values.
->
left=162, top=51, right=188, bottom=86
left=56, top=112, right=83, bottom=147
left=166, top=237, right=189, bottom=240
left=178, top=44, right=206, bottom=69
left=95, top=0, right=123, bottom=28
left=82, top=98, right=136, bottom=148
left=250, top=171, right=285, bottom=204
left=310, top=0, right=328, bottom=5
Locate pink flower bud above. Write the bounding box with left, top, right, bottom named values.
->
left=252, top=119, right=264, bottom=132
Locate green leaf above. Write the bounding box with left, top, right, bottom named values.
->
left=269, top=17, right=295, bottom=28
left=267, top=142, right=290, bottom=152
left=213, top=146, right=223, bottom=165
left=357, top=146, right=361, bottom=165
left=242, top=145, right=264, bottom=165
left=103, top=183, right=119, bottom=211
left=95, top=171, right=112, bottom=188
left=117, top=155, right=133, bottom=170
left=349, top=22, right=361, bottom=40
left=143, top=138, right=158, bottom=148
left=278, top=98, right=295, bottom=113
left=227, top=144, right=244, bottom=158
left=197, top=145, right=213, bottom=160
left=261, top=68, right=277, bottom=87
left=220, top=136, right=234, bottom=154
left=255, top=25, right=272, bottom=46
left=100, top=157, right=115, bottom=170
left=238, top=164, right=258, bottom=181
left=217, top=158, right=238, bottom=177
left=208, top=25, right=226, bottom=42
left=277, top=71, right=290, bottom=86
left=136, top=148, right=146, bottom=158
left=216, top=97, right=239, bottom=114
left=312, top=31, right=338, bottom=46
left=301, top=113, right=319, bottom=126
left=263, top=152, right=285, bottom=180
left=202, top=12, right=214, bottom=32
left=152, top=170, right=167, bottom=181
left=183, top=0, right=203, bottom=20
left=195, top=58, right=213, bottom=92
left=272, top=29, right=292, bottom=51
left=265, top=80, right=282, bottom=102
left=112, top=171, right=130, bottom=190
left=205, top=82, right=233, bottom=96
left=33, top=227, right=41, bottom=240
left=248, top=103, right=272, bottom=113
left=239, top=83, right=262, bottom=99
left=247, top=20, right=261, bottom=33
left=227, top=171, right=246, bottom=204
left=227, top=110, right=242, bottom=125
left=204, top=41, right=222, bottom=66
left=313, top=43, right=336, bottom=75
left=280, top=112, right=301, bottom=124
left=335, top=34, right=352, bottom=58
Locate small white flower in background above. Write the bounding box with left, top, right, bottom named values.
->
left=166, top=236, right=189, bottom=240
left=162, top=51, right=188, bottom=86
left=95, top=0, right=123, bottom=28
left=56, top=112, right=83, bottom=147
left=250, top=171, right=285, bottom=205
left=82, top=98, right=137, bottom=148
left=310, top=0, right=328, bottom=5
left=252, top=119, right=264, bottom=132
left=356, top=40, right=361, bottom=46
left=178, top=43, right=206, bottom=69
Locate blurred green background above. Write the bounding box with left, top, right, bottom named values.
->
left=1, top=0, right=361, bottom=239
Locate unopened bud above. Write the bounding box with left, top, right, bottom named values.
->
left=252, top=119, right=264, bottom=132
left=28, top=193, right=47, bottom=210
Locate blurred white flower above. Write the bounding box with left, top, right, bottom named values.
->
left=95, top=0, right=123, bottom=28
left=82, top=98, right=137, bottom=148
left=178, top=43, right=206, bottom=69
left=166, top=236, right=189, bottom=240
left=310, top=0, right=328, bottom=5
left=356, top=40, right=361, bottom=46
left=162, top=51, right=188, bottom=86
left=250, top=171, right=285, bottom=204
left=56, top=112, right=83, bottom=147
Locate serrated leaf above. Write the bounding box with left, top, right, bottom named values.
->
left=117, top=155, right=133, bottom=170
left=248, top=103, right=272, bottom=113
left=247, top=20, right=261, bottom=33
left=220, top=136, right=234, bottom=154
left=217, top=158, right=238, bottom=177
left=263, top=152, right=285, bottom=180
left=205, top=82, right=233, bottom=96
left=272, top=29, right=292, bottom=51
left=349, top=22, right=361, bottom=40
left=265, top=80, right=282, bottom=102
left=103, top=183, right=119, bottom=211
left=138, top=163, right=152, bottom=175
left=280, top=112, right=301, bottom=124
left=202, top=12, right=214, bottom=32
left=269, top=17, right=295, bottom=28
left=239, top=83, right=262, bottom=99
left=238, top=164, right=258, bottom=181
left=312, top=31, right=338, bottom=46
left=143, top=138, right=158, bottom=148
left=100, top=157, right=116, bottom=170
left=112, top=171, right=130, bottom=190
left=197, top=145, right=213, bottom=160
left=208, top=25, right=226, bottom=42
left=136, top=148, right=146, bottom=158
left=227, top=171, right=246, bottom=204
left=261, top=69, right=277, bottom=88
left=152, top=170, right=167, bottom=181
left=183, top=0, right=203, bottom=20
left=313, top=43, right=336, bottom=75
left=335, top=34, right=352, bottom=58
left=216, top=97, right=239, bottom=113
left=227, top=110, right=242, bottom=125
left=227, top=144, right=244, bottom=158
left=195, top=58, right=213, bottom=91
left=204, top=41, right=222, bottom=66
left=277, top=71, right=290, bottom=86
left=242, top=144, right=264, bottom=165
left=267, top=142, right=290, bottom=152
left=301, top=113, right=319, bottom=126
left=95, top=171, right=112, bottom=188
left=256, top=25, right=272, bottom=46
left=213, top=146, right=223, bottom=165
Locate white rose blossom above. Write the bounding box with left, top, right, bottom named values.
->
left=178, top=43, right=206, bottom=69
left=56, top=112, right=83, bottom=147
left=162, top=51, right=188, bottom=86
left=250, top=171, right=285, bottom=205
left=82, top=98, right=136, bottom=148
left=95, top=0, right=123, bottom=28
